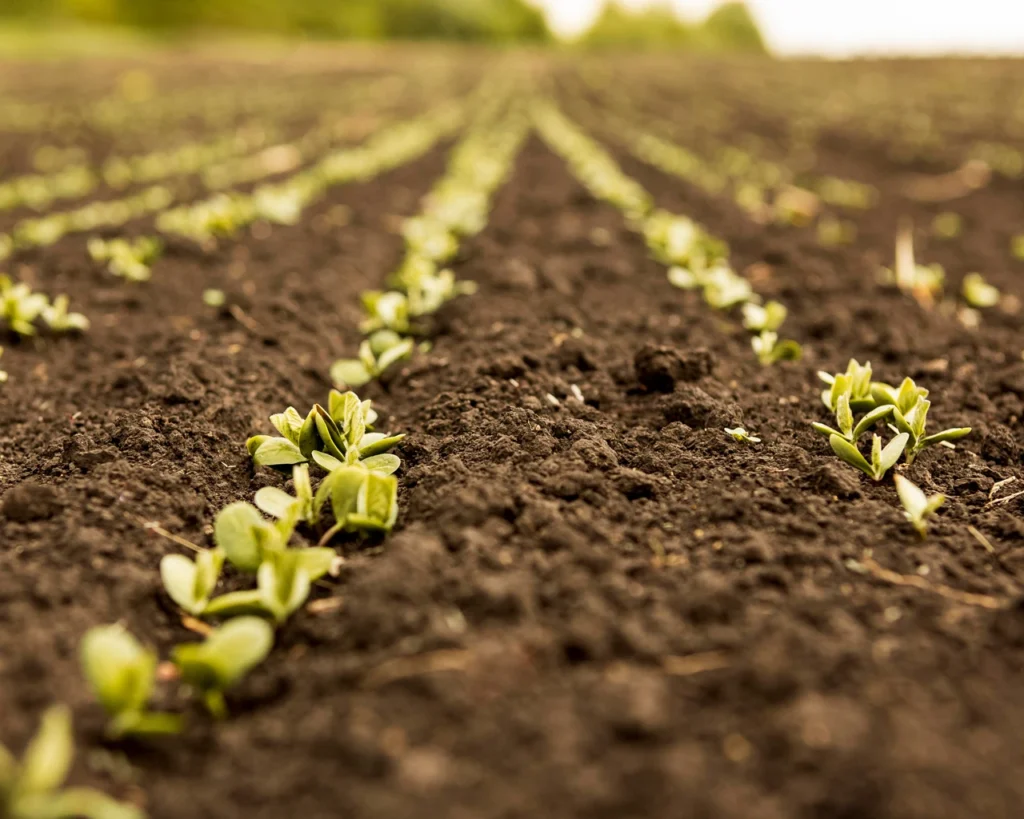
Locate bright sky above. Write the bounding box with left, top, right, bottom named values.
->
left=536, top=0, right=1024, bottom=56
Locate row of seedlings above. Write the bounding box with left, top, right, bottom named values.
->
left=532, top=98, right=802, bottom=367
left=332, top=92, right=531, bottom=387
left=534, top=100, right=971, bottom=537
left=3, top=85, right=491, bottom=819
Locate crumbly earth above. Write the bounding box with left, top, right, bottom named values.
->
left=2, top=58, right=1024, bottom=819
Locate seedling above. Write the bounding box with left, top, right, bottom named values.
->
left=818, top=359, right=878, bottom=411
left=160, top=547, right=225, bottom=617
left=725, top=427, right=760, bottom=443
left=883, top=378, right=971, bottom=464
left=41, top=295, right=89, bottom=333
left=360, top=290, right=411, bottom=335
left=894, top=474, right=945, bottom=538
left=203, top=289, right=226, bottom=307
left=331, top=330, right=413, bottom=388
left=246, top=390, right=403, bottom=473
left=315, top=468, right=400, bottom=543
left=702, top=266, right=755, bottom=309
left=172, top=617, right=274, bottom=719
left=80, top=625, right=182, bottom=738
left=882, top=223, right=944, bottom=307
left=402, top=216, right=458, bottom=263
left=1, top=705, right=143, bottom=819
left=829, top=432, right=909, bottom=481
left=87, top=236, right=162, bottom=282
left=961, top=273, right=999, bottom=308
left=751, top=330, right=802, bottom=366
left=1, top=275, right=48, bottom=336
left=812, top=377, right=895, bottom=442
left=742, top=301, right=787, bottom=332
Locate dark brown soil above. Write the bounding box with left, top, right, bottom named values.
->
left=2, top=55, right=1024, bottom=819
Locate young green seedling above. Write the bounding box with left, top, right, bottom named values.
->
left=0, top=274, right=49, bottom=336
left=724, top=427, right=760, bottom=443
left=315, top=468, right=400, bottom=543
left=1, top=705, right=144, bottom=819
left=884, top=378, right=972, bottom=464
left=742, top=301, right=787, bottom=333
left=172, top=617, right=274, bottom=719
left=246, top=390, right=403, bottom=474
left=701, top=265, right=755, bottom=309
left=961, top=273, right=999, bottom=308
left=829, top=431, right=908, bottom=481
left=894, top=474, right=945, bottom=538
left=41, top=295, right=89, bottom=332
left=360, top=290, right=411, bottom=335
left=818, top=359, right=875, bottom=411
left=751, top=330, right=802, bottom=366
left=87, top=236, right=162, bottom=282
left=80, top=625, right=182, bottom=739
left=160, top=547, right=225, bottom=617
left=330, top=330, right=414, bottom=388
left=882, top=223, right=944, bottom=308
left=812, top=377, right=895, bottom=443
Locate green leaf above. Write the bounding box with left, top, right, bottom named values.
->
left=202, top=589, right=268, bottom=619
left=836, top=390, right=854, bottom=438
left=358, top=433, right=405, bottom=458
left=875, top=433, right=909, bottom=479
left=361, top=453, right=400, bottom=475
left=313, top=409, right=347, bottom=461
left=811, top=422, right=842, bottom=439
left=173, top=617, right=274, bottom=713
left=921, top=427, right=972, bottom=445
left=258, top=555, right=311, bottom=624
left=829, top=434, right=873, bottom=478
left=297, top=408, right=321, bottom=460
left=269, top=407, right=304, bottom=446
left=252, top=437, right=306, bottom=468
left=214, top=502, right=278, bottom=573
left=330, top=466, right=369, bottom=526
left=245, top=435, right=271, bottom=457
left=377, top=339, right=414, bottom=373
left=328, top=389, right=360, bottom=425
left=110, top=710, right=182, bottom=739
left=18, top=705, right=73, bottom=797
left=330, top=359, right=371, bottom=388
left=80, top=625, right=155, bottom=717
left=852, top=404, right=895, bottom=442
left=254, top=487, right=299, bottom=522
left=311, top=450, right=344, bottom=472
left=295, top=548, right=339, bottom=581
left=161, top=554, right=205, bottom=615
left=357, top=472, right=398, bottom=531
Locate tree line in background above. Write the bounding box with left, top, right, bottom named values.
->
left=0, top=0, right=766, bottom=52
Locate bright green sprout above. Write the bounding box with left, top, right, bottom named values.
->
left=80, top=625, right=182, bottom=739
left=883, top=377, right=972, bottom=464
left=246, top=390, right=403, bottom=474
left=894, top=474, right=945, bottom=538
left=1, top=705, right=144, bottom=819
left=829, top=432, right=909, bottom=482
left=0, top=274, right=88, bottom=336
left=725, top=427, right=760, bottom=444
left=87, top=236, right=162, bottom=282
left=881, top=224, right=944, bottom=308
left=751, top=330, right=802, bottom=366
left=741, top=301, right=787, bottom=333
left=961, top=273, right=1000, bottom=308
left=812, top=375, right=895, bottom=443
left=313, top=468, right=400, bottom=543
left=818, top=359, right=880, bottom=412
left=330, top=330, right=414, bottom=388
left=172, top=617, right=274, bottom=719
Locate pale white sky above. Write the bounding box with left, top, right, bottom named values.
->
left=535, top=0, right=1024, bottom=56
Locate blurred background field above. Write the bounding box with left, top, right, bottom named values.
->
left=0, top=0, right=766, bottom=55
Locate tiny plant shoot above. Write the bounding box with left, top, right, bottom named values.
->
left=330, top=330, right=414, bottom=388
left=961, top=273, right=1000, bottom=309
left=830, top=432, right=909, bottom=482
left=894, top=474, right=945, bottom=538
left=246, top=390, right=403, bottom=475
left=725, top=427, right=760, bottom=443
left=80, top=625, right=182, bottom=738
left=1, top=705, right=143, bottom=819
left=172, top=617, right=274, bottom=719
